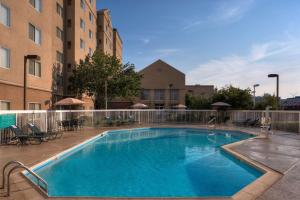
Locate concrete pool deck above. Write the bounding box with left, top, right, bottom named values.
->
left=0, top=125, right=299, bottom=200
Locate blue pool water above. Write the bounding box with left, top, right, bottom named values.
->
left=29, top=128, right=263, bottom=197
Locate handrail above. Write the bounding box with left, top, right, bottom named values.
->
left=207, top=117, right=216, bottom=125
left=0, top=161, right=48, bottom=197
left=0, top=160, right=24, bottom=189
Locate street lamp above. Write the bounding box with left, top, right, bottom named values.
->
left=253, top=84, right=260, bottom=109
left=24, top=55, right=41, bottom=110
left=268, top=74, right=279, bottom=109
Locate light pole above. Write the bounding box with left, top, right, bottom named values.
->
left=24, top=55, right=40, bottom=110
left=253, top=84, right=260, bottom=109
left=268, top=74, right=279, bottom=110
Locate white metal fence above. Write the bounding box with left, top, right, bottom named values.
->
left=1, top=109, right=300, bottom=145
left=0, top=109, right=217, bottom=144
left=228, top=110, right=300, bottom=133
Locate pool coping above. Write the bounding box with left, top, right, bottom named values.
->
left=20, top=127, right=282, bottom=200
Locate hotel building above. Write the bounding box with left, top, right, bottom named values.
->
left=0, top=0, right=122, bottom=110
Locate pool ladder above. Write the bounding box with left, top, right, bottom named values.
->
left=0, top=160, right=48, bottom=197
left=207, top=117, right=217, bottom=130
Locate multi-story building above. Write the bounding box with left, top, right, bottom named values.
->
left=0, top=0, right=123, bottom=110
left=96, top=9, right=113, bottom=56
left=63, top=0, right=97, bottom=109
left=113, top=28, right=122, bottom=62
left=0, top=0, right=64, bottom=110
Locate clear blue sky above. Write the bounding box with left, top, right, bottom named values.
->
left=96, top=0, right=300, bottom=98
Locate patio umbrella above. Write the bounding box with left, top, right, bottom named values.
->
left=172, top=104, right=187, bottom=109
left=131, top=103, right=148, bottom=109
left=54, top=98, right=85, bottom=106
left=211, top=102, right=231, bottom=111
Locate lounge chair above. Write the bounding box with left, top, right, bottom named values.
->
left=28, top=123, right=61, bottom=140
left=104, top=116, right=114, bottom=126
left=246, top=118, right=260, bottom=127
left=233, top=118, right=251, bottom=126
left=9, top=125, right=42, bottom=145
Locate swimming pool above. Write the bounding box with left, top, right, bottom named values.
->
left=26, top=128, right=263, bottom=198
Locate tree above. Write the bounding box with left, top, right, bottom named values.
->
left=185, top=94, right=212, bottom=109
left=212, top=85, right=253, bottom=109
left=254, top=93, right=277, bottom=110
left=69, top=51, right=142, bottom=109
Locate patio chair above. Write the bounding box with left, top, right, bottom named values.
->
left=246, top=118, right=260, bottom=127
left=9, top=125, right=42, bottom=145
left=104, top=116, right=114, bottom=126
left=27, top=123, right=49, bottom=140
left=233, top=118, right=251, bottom=126
left=28, top=123, right=63, bottom=140
left=128, top=115, right=135, bottom=124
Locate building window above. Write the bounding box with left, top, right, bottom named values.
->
left=89, top=12, right=94, bottom=24
left=80, top=39, right=85, bottom=49
left=0, top=47, right=10, bottom=69
left=0, top=101, right=10, bottom=110
left=80, top=0, right=85, bottom=11
left=170, top=89, right=179, bottom=101
left=89, top=48, right=93, bottom=56
left=67, top=19, right=71, bottom=27
left=29, top=0, right=42, bottom=12
left=89, top=30, right=93, bottom=39
left=141, top=89, right=150, bottom=100
left=29, top=23, right=41, bottom=45
left=67, top=41, right=71, bottom=49
left=28, top=103, right=41, bottom=110
left=80, top=18, right=85, bottom=31
left=67, top=0, right=72, bottom=6
left=0, top=3, right=10, bottom=27
left=56, top=27, right=63, bottom=40
left=56, top=51, right=63, bottom=63
left=56, top=3, right=63, bottom=17
left=28, top=59, right=41, bottom=77
left=154, top=90, right=165, bottom=101
left=89, top=0, right=93, bottom=5
left=67, top=63, right=72, bottom=72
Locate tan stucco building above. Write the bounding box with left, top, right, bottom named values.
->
left=97, top=9, right=113, bottom=56
left=186, top=85, right=215, bottom=98
left=0, top=0, right=122, bottom=110
left=113, top=28, right=123, bottom=61
left=138, top=60, right=186, bottom=109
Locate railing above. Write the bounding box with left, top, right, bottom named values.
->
left=0, top=160, right=48, bottom=197
left=0, top=109, right=218, bottom=144
left=228, top=110, right=300, bottom=133
left=1, top=109, right=300, bottom=145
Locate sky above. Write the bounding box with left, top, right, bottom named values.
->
left=96, top=0, right=300, bottom=98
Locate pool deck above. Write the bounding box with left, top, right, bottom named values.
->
left=0, top=124, right=299, bottom=200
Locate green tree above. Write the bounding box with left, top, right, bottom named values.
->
left=69, top=51, right=142, bottom=109
left=212, top=85, right=253, bottom=109
left=185, top=94, right=212, bottom=109
left=254, top=93, right=277, bottom=110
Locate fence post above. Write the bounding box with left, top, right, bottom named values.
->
left=138, top=110, right=141, bottom=124
left=299, top=113, right=300, bottom=133
left=45, top=111, right=48, bottom=132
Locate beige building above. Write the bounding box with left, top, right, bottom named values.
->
left=186, top=85, right=215, bottom=98
left=0, top=1, right=123, bottom=110
left=138, top=60, right=186, bottom=109
left=96, top=9, right=113, bottom=56
left=0, top=0, right=64, bottom=110
left=113, top=28, right=122, bottom=62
